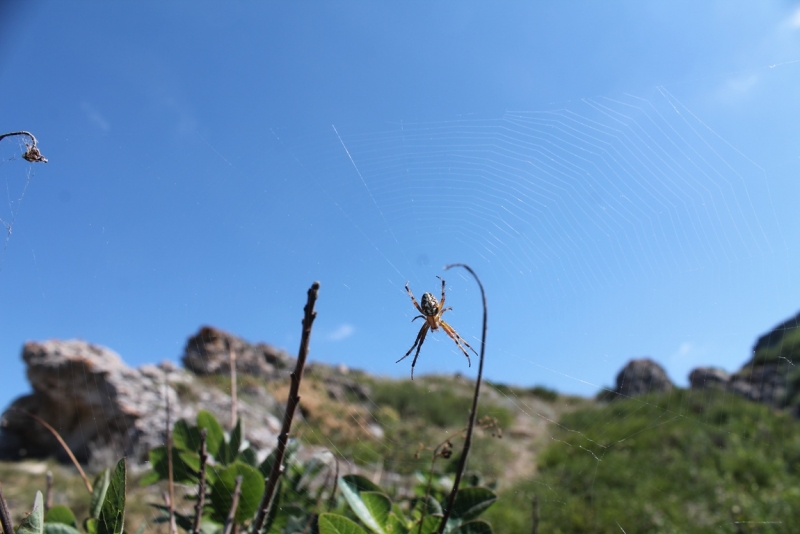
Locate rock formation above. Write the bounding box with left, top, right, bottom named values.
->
left=688, top=311, right=800, bottom=411
left=613, top=358, right=674, bottom=399
left=0, top=331, right=284, bottom=466
left=182, top=325, right=295, bottom=378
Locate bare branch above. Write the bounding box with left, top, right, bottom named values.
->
left=251, top=281, right=320, bottom=534
left=166, top=376, right=177, bottom=534
left=0, top=484, right=12, bottom=534
left=191, top=429, right=209, bottom=534
left=222, top=476, right=243, bottom=534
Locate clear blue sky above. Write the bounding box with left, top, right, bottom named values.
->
left=1, top=2, right=799, bottom=413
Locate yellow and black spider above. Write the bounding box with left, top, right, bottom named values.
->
left=397, top=276, right=477, bottom=379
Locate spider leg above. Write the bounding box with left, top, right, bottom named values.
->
left=439, top=306, right=453, bottom=317
left=411, top=315, right=425, bottom=322
left=437, top=276, right=446, bottom=310
left=440, top=320, right=478, bottom=367
left=396, top=323, right=430, bottom=380
left=405, top=282, right=425, bottom=315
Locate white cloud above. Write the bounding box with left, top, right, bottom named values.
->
left=81, top=102, right=110, bottom=132
left=327, top=324, right=355, bottom=341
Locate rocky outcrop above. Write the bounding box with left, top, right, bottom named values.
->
left=0, top=336, right=283, bottom=466
left=688, top=312, right=800, bottom=410
left=182, top=326, right=295, bottom=379
left=613, top=358, right=674, bottom=399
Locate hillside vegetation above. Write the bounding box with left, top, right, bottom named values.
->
left=3, top=372, right=800, bottom=533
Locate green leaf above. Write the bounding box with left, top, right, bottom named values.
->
left=44, top=505, right=77, bottom=528
left=228, top=418, right=243, bottom=460
left=385, top=512, right=409, bottom=534
left=415, top=515, right=441, bottom=534
left=448, top=487, right=497, bottom=522
left=173, top=419, right=203, bottom=452
left=237, top=446, right=259, bottom=468
left=318, top=514, right=369, bottom=534
left=197, top=410, right=225, bottom=459
left=360, top=493, right=391, bottom=530
left=143, top=445, right=200, bottom=485
left=43, top=524, right=81, bottom=534
left=84, top=518, right=97, bottom=534
left=89, top=470, right=111, bottom=520
left=449, top=520, right=492, bottom=534
left=209, top=462, right=264, bottom=524
left=17, top=491, right=44, bottom=534
left=338, top=476, right=390, bottom=534
left=97, top=458, right=126, bottom=534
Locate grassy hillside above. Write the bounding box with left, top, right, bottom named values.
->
left=4, top=372, right=800, bottom=533
left=484, top=388, right=800, bottom=533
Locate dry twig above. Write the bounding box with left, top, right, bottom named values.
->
left=165, top=377, right=177, bottom=534
left=222, top=476, right=243, bottom=534
left=0, top=131, right=48, bottom=163
left=191, top=429, right=209, bottom=534
left=0, top=484, right=12, bottom=534
left=251, top=281, right=320, bottom=534
left=9, top=408, right=92, bottom=493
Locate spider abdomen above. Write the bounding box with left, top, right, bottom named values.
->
left=421, top=292, right=440, bottom=316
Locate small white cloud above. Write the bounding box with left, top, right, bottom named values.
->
left=81, top=102, right=110, bottom=132
left=328, top=324, right=355, bottom=341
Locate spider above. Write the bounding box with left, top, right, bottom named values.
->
left=397, top=276, right=477, bottom=379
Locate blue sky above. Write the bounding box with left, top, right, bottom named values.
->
left=1, top=2, right=799, bottom=412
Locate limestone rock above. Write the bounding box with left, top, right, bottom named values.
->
left=614, top=358, right=674, bottom=399
left=688, top=367, right=730, bottom=390
left=182, top=326, right=294, bottom=379
left=0, top=338, right=282, bottom=466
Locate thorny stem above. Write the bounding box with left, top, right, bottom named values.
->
left=0, top=131, right=47, bottom=163
left=251, top=281, right=320, bottom=534
left=0, top=484, right=12, bottom=534
left=166, top=377, right=177, bottom=534
left=222, top=475, right=244, bottom=534
left=191, top=429, right=208, bottom=534
left=9, top=408, right=92, bottom=493
left=437, top=264, right=487, bottom=534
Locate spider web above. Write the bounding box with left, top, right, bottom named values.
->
left=0, top=135, right=38, bottom=275
left=259, top=83, right=797, bottom=530
left=2, top=40, right=799, bottom=534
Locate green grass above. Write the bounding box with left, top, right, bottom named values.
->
left=484, top=388, right=800, bottom=533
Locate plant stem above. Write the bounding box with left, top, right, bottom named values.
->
left=166, top=377, right=177, bottom=534
left=191, top=429, right=208, bottom=534
left=0, top=131, right=47, bottom=163
left=229, top=343, right=238, bottom=428
left=437, top=264, right=487, bottom=534
left=222, top=475, right=243, bottom=534
left=10, top=409, right=92, bottom=493
left=251, top=281, right=320, bottom=534
left=45, top=471, right=53, bottom=513
left=0, top=484, right=12, bottom=534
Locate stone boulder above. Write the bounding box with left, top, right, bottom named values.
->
left=0, top=338, right=282, bottom=466
left=688, top=367, right=730, bottom=390
left=182, top=326, right=294, bottom=379
left=613, top=358, right=674, bottom=399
